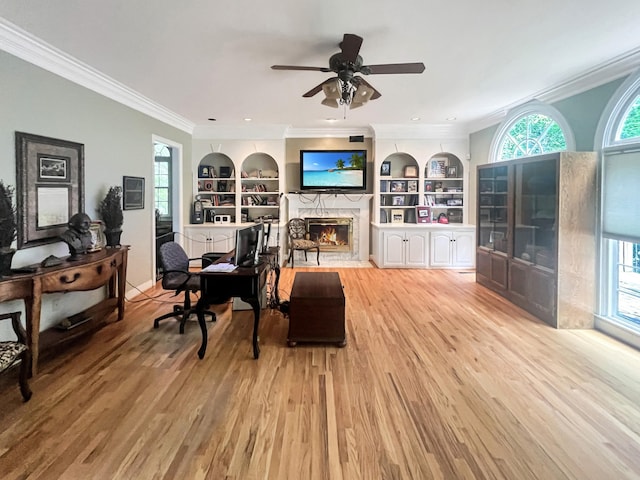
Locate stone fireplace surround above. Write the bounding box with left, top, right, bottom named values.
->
left=286, top=193, right=373, bottom=264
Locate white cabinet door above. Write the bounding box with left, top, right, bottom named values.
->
left=452, top=230, right=475, bottom=267
left=382, top=231, right=406, bottom=267
left=405, top=231, right=428, bottom=267
left=430, top=231, right=453, bottom=267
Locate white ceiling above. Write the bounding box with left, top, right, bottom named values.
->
left=2, top=1, right=640, bottom=133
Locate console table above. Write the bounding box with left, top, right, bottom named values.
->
left=0, top=246, right=129, bottom=376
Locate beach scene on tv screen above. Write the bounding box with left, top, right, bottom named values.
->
left=302, top=151, right=365, bottom=187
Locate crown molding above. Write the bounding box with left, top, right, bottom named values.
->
left=284, top=126, right=373, bottom=138
left=0, top=18, right=195, bottom=134
left=467, top=45, right=640, bottom=134
left=192, top=124, right=291, bottom=140
left=370, top=123, right=467, bottom=140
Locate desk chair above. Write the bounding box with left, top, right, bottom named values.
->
left=287, top=218, right=320, bottom=268
left=0, top=312, right=32, bottom=402
left=153, top=242, right=216, bottom=334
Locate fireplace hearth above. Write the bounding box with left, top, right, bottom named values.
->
left=306, top=217, right=353, bottom=253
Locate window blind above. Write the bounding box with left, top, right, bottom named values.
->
left=602, top=149, right=640, bottom=243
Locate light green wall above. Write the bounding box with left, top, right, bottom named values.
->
left=0, top=51, right=192, bottom=333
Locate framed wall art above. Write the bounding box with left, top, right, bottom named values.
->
left=15, top=132, right=84, bottom=249
left=123, top=176, right=145, bottom=210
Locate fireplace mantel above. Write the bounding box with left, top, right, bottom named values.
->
left=286, top=193, right=373, bottom=263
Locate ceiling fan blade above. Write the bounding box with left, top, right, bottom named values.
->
left=340, top=34, right=363, bottom=63
left=364, top=62, right=426, bottom=75
left=354, top=77, right=381, bottom=99
left=302, top=78, right=336, bottom=97
left=271, top=65, right=331, bottom=72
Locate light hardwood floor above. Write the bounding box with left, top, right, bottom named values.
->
left=1, top=267, right=640, bottom=479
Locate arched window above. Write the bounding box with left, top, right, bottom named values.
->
left=489, top=100, right=575, bottom=162
left=596, top=68, right=640, bottom=347
left=618, top=95, right=640, bottom=140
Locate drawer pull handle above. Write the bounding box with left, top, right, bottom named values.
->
left=96, top=265, right=103, bottom=275
left=60, top=273, right=81, bottom=284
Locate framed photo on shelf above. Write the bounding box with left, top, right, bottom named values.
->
left=380, top=160, right=391, bottom=176
left=403, top=165, right=418, bottom=178
left=391, top=209, right=404, bottom=224
left=428, top=157, right=446, bottom=178
left=198, top=165, right=212, bottom=178
left=416, top=206, right=431, bottom=223
left=407, top=180, right=418, bottom=192
left=392, top=195, right=405, bottom=206
left=390, top=180, right=406, bottom=192
left=446, top=166, right=458, bottom=178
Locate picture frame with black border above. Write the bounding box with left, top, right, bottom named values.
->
left=15, top=132, right=84, bottom=249
left=446, top=165, right=458, bottom=178
left=198, top=165, right=212, bottom=178
left=380, top=160, right=391, bottom=176
left=123, top=176, right=145, bottom=210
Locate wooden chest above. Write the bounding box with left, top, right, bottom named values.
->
left=287, top=272, right=346, bottom=347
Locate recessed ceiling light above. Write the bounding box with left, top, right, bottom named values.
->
left=326, top=118, right=338, bottom=122
left=446, top=116, right=457, bottom=121
left=244, top=117, right=252, bottom=122
left=411, top=117, right=421, bottom=121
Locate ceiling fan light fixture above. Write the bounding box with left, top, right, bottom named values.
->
left=321, top=98, right=340, bottom=108
left=322, top=79, right=341, bottom=99
left=349, top=82, right=374, bottom=109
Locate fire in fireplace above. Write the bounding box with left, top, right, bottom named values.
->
left=305, top=217, right=353, bottom=253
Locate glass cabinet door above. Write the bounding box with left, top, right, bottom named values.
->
left=513, top=159, right=557, bottom=270
left=478, top=165, right=509, bottom=253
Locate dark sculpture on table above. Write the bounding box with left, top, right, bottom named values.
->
left=60, top=212, right=93, bottom=258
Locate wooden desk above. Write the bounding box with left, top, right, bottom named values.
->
left=196, top=248, right=279, bottom=360
left=0, top=247, right=129, bottom=376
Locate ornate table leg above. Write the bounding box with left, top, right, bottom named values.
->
left=242, top=296, right=261, bottom=359
left=196, top=298, right=208, bottom=359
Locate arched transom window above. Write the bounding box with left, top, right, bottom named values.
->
left=618, top=95, right=640, bottom=140
left=498, top=113, right=567, bottom=160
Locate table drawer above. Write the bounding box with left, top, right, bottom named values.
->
left=41, top=257, right=118, bottom=293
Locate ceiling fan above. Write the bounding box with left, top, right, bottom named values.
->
left=271, top=33, right=425, bottom=109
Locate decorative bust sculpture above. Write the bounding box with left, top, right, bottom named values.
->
left=60, top=212, right=93, bottom=257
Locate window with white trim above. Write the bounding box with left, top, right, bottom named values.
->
left=489, top=101, right=575, bottom=163
left=154, top=143, right=172, bottom=218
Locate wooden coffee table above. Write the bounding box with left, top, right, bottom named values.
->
left=287, top=272, right=346, bottom=347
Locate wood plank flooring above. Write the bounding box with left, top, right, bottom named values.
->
left=1, top=267, right=640, bottom=479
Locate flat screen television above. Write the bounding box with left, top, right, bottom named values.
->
left=299, top=150, right=367, bottom=191
left=234, top=224, right=263, bottom=267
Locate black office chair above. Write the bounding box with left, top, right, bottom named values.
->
left=153, top=242, right=216, bottom=334
left=287, top=218, right=320, bottom=268
left=0, top=312, right=32, bottom=402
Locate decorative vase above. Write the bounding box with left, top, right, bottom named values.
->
left=104, top=229, right=123, bottom=247
left=0, top=248, right=16, bottom=276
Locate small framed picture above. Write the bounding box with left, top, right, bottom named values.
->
left=403, top=165, right=418, bottom=178
left=446, top=166, right=458, bottom=178
left=390, top=180, right=406, bottom=192
left=380, top=160, right=391, bottom=176
left=123, top=176, right=145, bottom=210
left=392, top=195, right=405, bottom=206
left=391, top=209, right=404, bottom=224
left=428, top=157, right=446, bottom=178
left=198, top=165, right=211, bottom=178
left=416, top=206, right=431, bottom=223
left=407, top=180, right=418, bottom=192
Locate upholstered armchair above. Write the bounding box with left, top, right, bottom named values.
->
left=287, top=218, right=320, bottom=268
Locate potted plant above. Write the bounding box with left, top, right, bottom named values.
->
left=98, top=186, right=124, bottom=247
left=0, top=180, right=17, bottom=275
